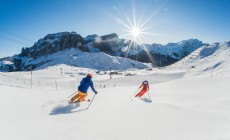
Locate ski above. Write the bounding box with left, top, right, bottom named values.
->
left=130, top=95, right=135, bottom=101
left=83, top=99, right=91, bottom=102
left=68, top=99, right=91, bottom=104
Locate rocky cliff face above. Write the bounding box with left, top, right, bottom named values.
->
left=19, top=32, right=87, bottom=59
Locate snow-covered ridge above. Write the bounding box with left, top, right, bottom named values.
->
left=170, top=41, right=230, bottom=77
left=143, top=39, right=204, bottom=59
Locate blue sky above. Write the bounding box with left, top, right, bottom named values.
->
left=0, top=0, right=230, bottom=58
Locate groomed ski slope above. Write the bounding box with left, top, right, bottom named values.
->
left=1, top=70, right=230, bottom=140
left=1, top=45, right=230, bottom=140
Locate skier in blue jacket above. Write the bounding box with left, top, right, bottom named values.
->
left=70, top=73, right=97, bottom=103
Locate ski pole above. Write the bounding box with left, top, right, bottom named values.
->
left=67, top=91, right=77, bottom=98
left=87, top=94, right=96, bottom=109
left=130, top=88, right=140, bottom=98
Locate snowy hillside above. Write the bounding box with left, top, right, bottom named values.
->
left=18, top=48, right=150, bottom=71
left=170, top=41, right=230, bottom=77
left=1, top=42, right=230, bottom=140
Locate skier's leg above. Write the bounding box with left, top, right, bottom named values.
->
left=135, top=89, right=144, bottom=97
left=138, top=91, right=145, bottom=97
left=78, top=93, right=88, bottom=102
left=139, top=90, right=147, bottom=97
left=135, top=91, right=141, bottom=97
left=71, top=91, right=82, bottom=102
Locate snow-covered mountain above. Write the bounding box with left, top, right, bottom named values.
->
left=144, top=39, right=204, bottom=59
left=170, top=41, right=230, bottom=77
left=17, top=48, right=150, bottom=71
left=138, top=39, right=204, bottom=66
left=10, top=32, right=143, bottom=71
left=0, top=31, right=211, bottom=72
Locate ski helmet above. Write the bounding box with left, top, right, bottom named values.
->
left=143, top=80, right=148, bottom=85
left=87, top=73, right=92, bottom=77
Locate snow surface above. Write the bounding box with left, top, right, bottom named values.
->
left=0, top=42, right=230, bottom=140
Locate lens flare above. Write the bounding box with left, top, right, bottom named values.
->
left=116, top=12, right=157, bottom=68
left=89, top=0, right=162, bottom=67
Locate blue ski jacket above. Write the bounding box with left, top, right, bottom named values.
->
left=78, top=77, right=97, bottom=94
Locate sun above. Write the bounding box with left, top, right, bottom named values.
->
left=131, top=27, right=140, bottom=38
left=107, top=1, right=157, bottom=66
left=119, top=17, right=147, bottom=44
left=117, top=15, right=157, bottom=65
left=87, top=0, right=158, bottom=67
left=123, top=23, right=145, bottom=44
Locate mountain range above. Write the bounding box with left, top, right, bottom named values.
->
left=0, top=31, right=224, bottom=72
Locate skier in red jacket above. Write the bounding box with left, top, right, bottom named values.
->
left=135, top=80, right=149, bottom=97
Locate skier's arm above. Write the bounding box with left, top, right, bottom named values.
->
left=147, top=85, right=150, bottom=91
left=90, top=82, right=97, bottom=94
left=139, top=84, right=143, bottom=89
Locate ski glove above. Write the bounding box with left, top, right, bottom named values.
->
left=95, top=91, right=98, bottom=94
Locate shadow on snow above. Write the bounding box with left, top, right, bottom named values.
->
left=140, top=98, right=152, bottom=103
left=49, top=103, right=88, bottom=115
